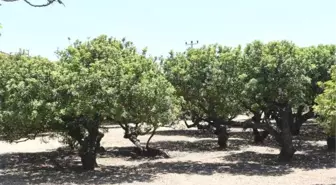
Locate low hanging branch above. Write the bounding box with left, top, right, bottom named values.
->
left=1, top=0, right=65, bottom=7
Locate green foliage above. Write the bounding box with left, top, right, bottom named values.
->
left=0, top=54, right=57, bottom=142
left=314, top=65, right=336, bottom=137
left=56, top=35, right=181, bottom=131
left=0, top=35, right=180, bottom=160
left=299, top=45, right=336, bottom=105
left=0, top=36, right=334, bottom=165
left=163, top=45, right=245, bottom=123
left=241, top=40, right=311, bottom=113
left=0, top=35, right=181, bottom=169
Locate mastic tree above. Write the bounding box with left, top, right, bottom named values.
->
left=314, top=65, right=336, bottom=150
left=50, top=59, right=113, bottom=170
left=55, top=35, right=181, bottom=166
left=0, top=53, right=57, bottom=143
left=240, top=44, right=336, bottom=144
left=292, top=45, right=336, bottom=134
left=114, top=54, right=181, bottom=157
left=240, top=40, right=312, bottom=161
left=162, top=45, right=245, bottom=148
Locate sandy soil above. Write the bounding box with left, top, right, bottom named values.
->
left=0, top=119, right=335, bottom=185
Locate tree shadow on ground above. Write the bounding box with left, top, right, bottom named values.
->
left=0, top=151, right=295, bottom=185
left=156, top=124, right=327, bottom=147
left=156, top=120, right=326, bottom=141
left=148, top=138, right=249, bottom=152
left=101, top=138, right=248, bottom=159
left=155, top=129, right=256, bottom=140
left=155, top=129, right=280, bottom=148
left=155, top=129, right=216, bottom=138
left=0, top=148, right=152, bottom=185
left=223, top=149, right=335, bottom=170
left=1, top=146, right=334, bottom=184
left=298, top=124, right=326, bottom=141
left=136, top=160, right=294, bottom=176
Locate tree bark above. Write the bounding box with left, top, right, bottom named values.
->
left=95, top=131, right=105, bottom=153
left=67, top=124, right=84, bottom=149
left=217, top=126, right=228, bottom=149
left=290, top=106, right=314, bottom=136
left=122, top=126, right=169, bottom=158
left=278, top=106, right=296, bottom=162
left=253, top=128, right=269, bottom=144
left=146, top=128, right=156, bottom=150
left=79, top=134, right=98, bottom=170
left=251, top=113, right=269, bottom=143
left=327, top=137, right=336, bottom=151
left=79, top=120, right=99, bottom=171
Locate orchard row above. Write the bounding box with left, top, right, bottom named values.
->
left=0, top=35, right=335, bottom=170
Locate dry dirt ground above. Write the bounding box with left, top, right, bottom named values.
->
left=0, top=118, right=335, bottom=185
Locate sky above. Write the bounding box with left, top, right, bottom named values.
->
left=0, top=0, right=335, bottom=60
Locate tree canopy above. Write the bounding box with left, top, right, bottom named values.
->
left=0, top=36, right=335, bottom=170
left=0, top=53, right=57, bottom=142
left=0, top=35, right=181, bottom=170
left=314, top=65, right=336, bottom=137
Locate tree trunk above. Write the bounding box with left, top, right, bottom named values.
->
left=80, top=145, right=97, bottom=170
left=290, top=123, right=301, bottom=136
left=79, top=122, right=99, bottom=170
left=146, top=128, right=157, bottom=150
left=251, top=113, right=269, bottom=143
left=279, top=137, right=296, bottom=162
left=95, top=131, right=105, bottom=153
left=79, top=136, right=98, bottom=170
left=127, top=130, right=145, bottom=151
left=123, top=128, right=169, bottom=158
left=278, top=106, right=296, bottom=162
left=61, top=116, right=84, bottom=149
left=217, top=126, right=228, bottom=149
left=67, top=124, right=84, bottom=149
left=291, top=107, right=314, bottom=136
left=253, top=128, right=269, bottom=144
left=327, top=137, right=336, bottom=151
left=290, top=105, right=304, bottom=136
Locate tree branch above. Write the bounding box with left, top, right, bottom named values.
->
left=184, top=119, right=197, bottom=128
left=146, top=127, right=157, bottom=150
left=302, top=107, right=315, bottom=121
left=137, top=126, right=152, bottom=135
left=1, top=0, right=64, bottom=7
left=13, top=132, right=39, bottom=143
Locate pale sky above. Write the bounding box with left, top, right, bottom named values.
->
left=0, top=0, right=335, bottom=60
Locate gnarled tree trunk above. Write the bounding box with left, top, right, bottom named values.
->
left=123, top=126, right=169, bottom=158
left=327, top=137, right=336, bottom=151
left=290, top=106, right=315, bottom=136
left=278, top=106, right=296, bottom=162
left=67, top=124, right=84, bottom=149
left=95, top=131, right=105, bottom=153
left=79, top=118, right=100, bottom=171
left=217, top=125, right=228, bottom=149
left=253, top=128, right=269, bottom=144
left=123, top=126, right=145, bottom=152
left=79, top=136, right=97, bottom=170
left=251, top=113, right=269, bottom=143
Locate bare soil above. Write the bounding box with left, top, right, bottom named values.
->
left=0, top=119, right=335, bottom=185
